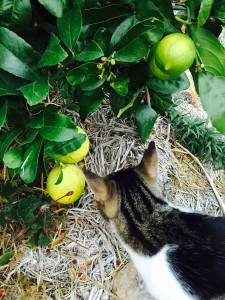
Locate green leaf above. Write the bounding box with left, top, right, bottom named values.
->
left=67, top=62, right=106, bottom=91
left=45, top=131, right=86, bottom=157
left=136, top=104, right=158, bottom=142
left=57, top=4, right=82, bottom=53
left=198, top=72, right=225, bottom=134
left=110, top=77, right=130, bottom=96
left=38, top=231, right=51, bottom=247
left=19, top=137, right=43, bottom=183
left=20, top=129, right=39, bottom=145
left=186, top=0, right=202, bottom=19
left=0, top=27, right=39, bottom=80
left=117, top=87, right=143, bottom=117
left=212, top=0, right=225, bottom=20
left=0, top=69, right=23, bottom=96
left=3, top=148, right=23, bottom=169
left=0, top=99, right=8, bottom=129
left=197, top=0, right=214, bottom=27
left=190, top=26, right=225, bottom=76
left=150, top=91, right=173, bottom=114
left=54, top=166, right=63, bottom=184
left=135, top=0, right=175, bottom=31
left=57, top=75, right=76, bottom=99
left=38, top=0, right=68, bottom=18
left=0, top=128, right=23, bottom=160
left=82, top=4, right=131, bottom=26
left=0, top=251, right=14, bottom=266
left=37, top=33, right=68, bottom=68
left=79, top=88, right=104, bottom=122
left=39, top=111, right=77, bottom=142
left=74, top=40, right=104, bottom=62
left=18, top=75, right=49, bottom=106
left=0, top=0, right=32, bottom=33
left=110, top=17, right=164, bottom=62
left=147, top=72, right=190, bottom=95
left=26, top=113, right=44, bottom=129
left=17, top=196, right=42, bottom=223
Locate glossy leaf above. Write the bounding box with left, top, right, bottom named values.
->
left=0, top=69, right=22, bottom=96
left=197, top=0, right=214, bottom=27
left=82, top=4, right=131, bottom=26
left=37, top=33, right=68, bottom=68
left=19, top=137, right=43, bottom=183
left=186, top=0, right=203, bottom=19
left=0, top=128, right=23, bottom=160
left=18, top=75, right=49, bottom=106
left=190, top=26, right=225, bottom=76
left=135, top=0, right=175, bottom=31
left=110, top=77, right=130, bottom=96
left=39, top=111, right=77, bottom=142
left=150, top=91, right=173, bottom=114
left=0, top=99, right=8, bottom=129
left=57, top=4, right=82, bottom=53
left=147, top=72, right=190, bottom=95
left=74, top=40, right=104, bottom=62
left=110, top=17, right=164, bottom=62
left=67, top=62, right=106, bottom=91
left=0, top=0, right=32, bottom=33
left=136, top=104, right=158, bottom=142
left=198, top=72, right=225, bottom=134
left=45, top=131, right=86, bottom=157
left=0, top=27, right=39, bottom=80
left=26, top=113, right=44, bottom=129
left=79, top=88, right=104, bottom=121
left=3, top=148, right=23, bottom=169
left=38, top=0, right=67, bottom=18
left=117, top=87, right=143, bottom=117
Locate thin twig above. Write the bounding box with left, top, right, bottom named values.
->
left=175, top=142, right=225, bottom=215
left=145, top=86, right=151, bottom=107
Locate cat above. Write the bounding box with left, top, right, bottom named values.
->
left=83, top=141, right=225, bottom=300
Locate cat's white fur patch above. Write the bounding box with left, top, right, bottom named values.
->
left=123, top=244, right=197, bottom=300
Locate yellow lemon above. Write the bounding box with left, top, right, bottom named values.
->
left=58, top=126, right=89, bottom=163
left=154, top=33, right=195, bottom=76
left=46, top=164, right=85, bottom=204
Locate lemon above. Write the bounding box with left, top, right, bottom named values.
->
left=148, top=46, right=178, bottom=80
left=46, top=164, right=85, bottom=204
left=58, top=126, right=89, bottom=164
left=154, top=33, right=195, bottom=76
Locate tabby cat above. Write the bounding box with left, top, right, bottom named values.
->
left=83, top=141, right=225, bottom=300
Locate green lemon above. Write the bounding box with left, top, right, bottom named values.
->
left=58, top=126, right=89, bottom=164
left=149, top=49, right=178, bottom=80
left=154, top=33, right=195, bottom=76
left=46, top=164, right=85, bottom=204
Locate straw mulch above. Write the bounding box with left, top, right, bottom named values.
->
left=0, top=89, right=225, bottom=300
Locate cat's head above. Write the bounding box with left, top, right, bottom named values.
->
left=83, top=141, right=162, bottom=219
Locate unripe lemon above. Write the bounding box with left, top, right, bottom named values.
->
left=154, top=33, right=195, bottom=76
left=46, top=164, right=85, bottom=204
left=58, top=126, right=89, bottom=164
left=148, top=45, right=178, bottom=80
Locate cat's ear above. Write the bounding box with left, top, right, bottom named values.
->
left=82, top=169, right=111, bottom=202
left=137, top=141, right=158, bottom=180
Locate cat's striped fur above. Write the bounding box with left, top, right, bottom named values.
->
left=83, top=141, right=225, bottom=300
